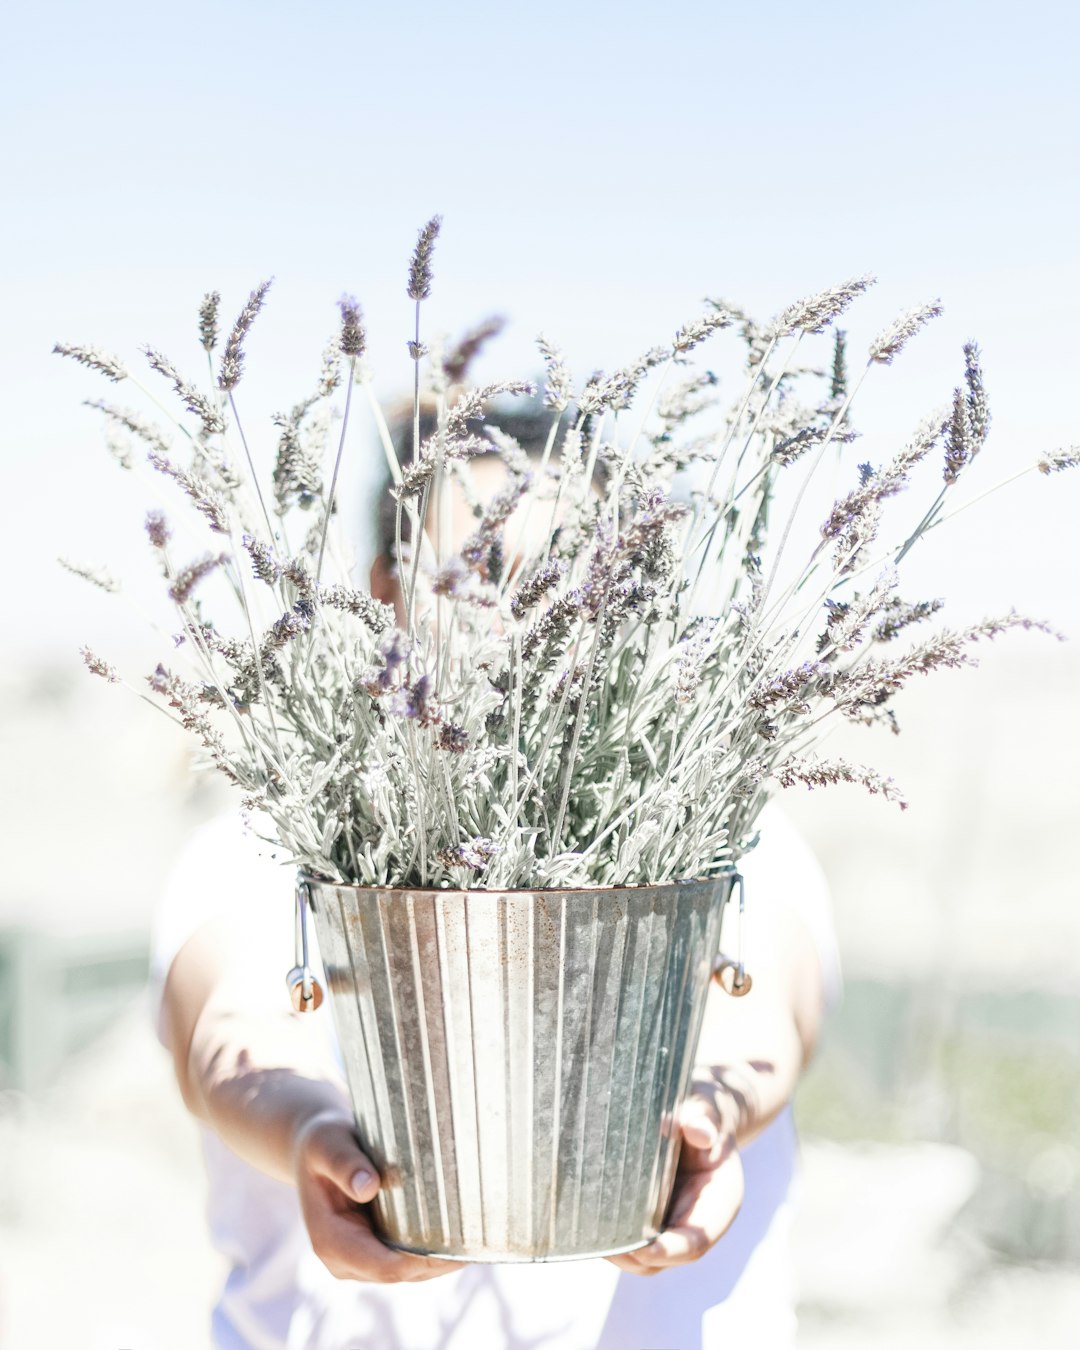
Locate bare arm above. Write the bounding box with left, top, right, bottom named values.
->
left=161, top=919, right=346, bottom=1173
left=695, top=884, right=825, bottom=1147
left=160, top=917, right=460, bottom=1283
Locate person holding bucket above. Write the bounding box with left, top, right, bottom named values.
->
left=151, top=406, right=842, bottom=1349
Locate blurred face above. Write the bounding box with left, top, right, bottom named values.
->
left=369, top=455, right=542, bottom=618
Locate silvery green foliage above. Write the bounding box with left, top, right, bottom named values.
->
left=57, top=249, right=1069, bottom=889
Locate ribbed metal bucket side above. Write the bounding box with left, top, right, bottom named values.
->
left=606, top=879, right=728, bottom=1249
left=308, top=874, right=732, bottom=1262
left=310, top=886, right=400, bottom=1232
left=592, top=887, right=657, bottom=1252
left=652, top=880, right=730, bottom=1230
left=560, top=888, right=628, bottom=1256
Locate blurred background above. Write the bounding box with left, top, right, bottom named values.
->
left=1, top=1, right=1078, bottom=1345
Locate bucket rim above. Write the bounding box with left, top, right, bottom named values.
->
left=297, top=867, right=738, bottom=899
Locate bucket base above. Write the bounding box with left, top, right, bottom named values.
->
left=381, top=1231, right=659, bottom=1265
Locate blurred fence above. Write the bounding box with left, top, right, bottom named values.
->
left=800, top=976, right=1080, bottom=1263
left=0, top=929, right=148, bottom=1092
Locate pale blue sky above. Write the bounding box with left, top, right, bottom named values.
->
left=3, top=0, right=1078, bottom=659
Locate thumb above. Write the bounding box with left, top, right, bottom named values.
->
left=299, top=1114, right=381, bottom=1204
left=678, top=1092, right=727, bottom=1161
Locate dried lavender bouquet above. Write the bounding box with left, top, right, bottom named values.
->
left=58, top=220, right=1077, bottom=890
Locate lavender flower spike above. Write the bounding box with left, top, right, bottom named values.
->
left=510, top=559, right=565, bottom=619
left=318, top=584, right=394, bottom=635
left=389, top=673, right=434, bottom=723
left=143, top=349, right=226, bottom=436
left=219, top=279, right=273, bottom=391
left=437, top=837, right=499, bottom=870
left=407, top=216, right=442, bottom=301
left=943, top=341, right=990, bottom=484
left=537, top=334, right=573, bottom=411
left=85, top=399, right=170, bottom=453
left=672, top=309, right=735, bottom=354
left=1038, top=445, right=1080, bottom=475
left=869, top=301, right=944, bottom=364
left=775, top=754, right=908, bottom=809
left=444, top=316, right=506, bottom=384
left=242, top=534, right=281, bottom=586
left=776, top=274, right=875, bottom=337
left=53, top=343, right=127, bottom=383
left=337, top=294, right=366, bottom=358
left=145, top=509, right=171, bottom=549
left=58, top=558, right=120, bottom=593
left=199, top=291, right=221, bottom=352
left=81, top=645, right=120, bottom=683
left=168, top=552, right=229, bottom=605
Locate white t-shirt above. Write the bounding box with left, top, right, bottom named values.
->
left=149, top=806, right=841, bottom=1350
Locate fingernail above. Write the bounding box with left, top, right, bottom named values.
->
left=351, top=1168, right=373, bottom=1198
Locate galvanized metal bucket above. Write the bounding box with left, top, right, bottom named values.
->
left=304, top=872, right=734, bottom=1262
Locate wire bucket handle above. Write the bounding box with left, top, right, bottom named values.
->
left=713, top=871, right=752, bottom=996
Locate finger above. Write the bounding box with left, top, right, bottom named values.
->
left=675, top=1146, right=743, bottom=1233
left=307, top=1204, right=464, bottom=1283
left=678, top=1093, right=722, bottom=1155
left=301, top=1117, right=381, bottom=1204
left=633, top=1229, right=709, bottom=1266
left=604, top=1192, right=714, bottom=1275
left=605, top=1250, right=663, bottom=1277
left=633, top=1156, right=745, bottom=1270
left=677, top=1092, right=735, bottom=1175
